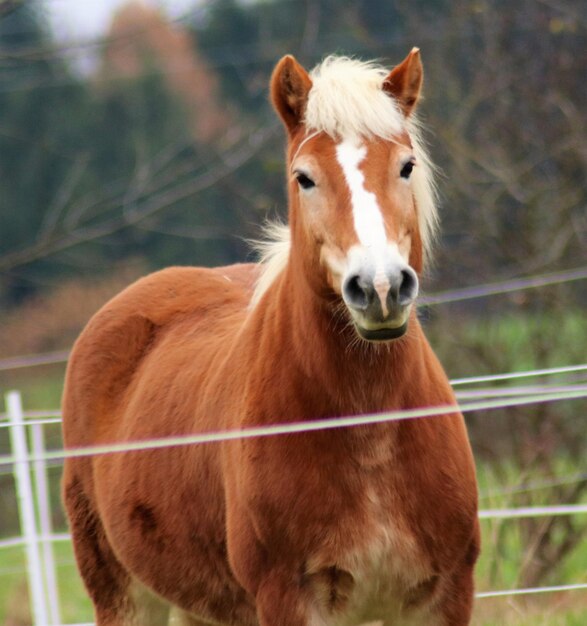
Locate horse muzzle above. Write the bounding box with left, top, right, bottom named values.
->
left=342, top=261, right=418, bottom=342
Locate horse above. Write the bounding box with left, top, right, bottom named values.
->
left=62, top=49, right=479, bottom=626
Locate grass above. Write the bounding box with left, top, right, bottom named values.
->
left=1, top=309, right=586, bottom=624
left=476, top=459, right=587, bottom=586
left=474, top=602, right=587, bottom=626
left=426, top=308, right=587, bottom=380
left=0, top=363, right=66, bottom=412
left=0, top=542, right=93, bottom=624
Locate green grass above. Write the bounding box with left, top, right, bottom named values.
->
left=474, top=603, right=587, bottom=626
left=473, top=457, right=587, bottom=624
left=0, top=542, right=93, bottom=624
left=0, top=364, right=66, bottom=412
left=427, top=309, right=587, bottom=380
left=475, top=459, right=587, bottom=584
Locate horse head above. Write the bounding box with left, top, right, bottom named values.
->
left=269, top=50, right=438, bottom=341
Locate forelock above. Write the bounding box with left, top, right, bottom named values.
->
left=304, top=56, right=404, bottom=140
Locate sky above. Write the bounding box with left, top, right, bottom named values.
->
left=44, top=0, right=200, bottom=41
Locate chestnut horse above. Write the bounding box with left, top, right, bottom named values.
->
left=62, top=50, right=479, bottom=626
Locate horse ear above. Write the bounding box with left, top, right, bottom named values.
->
left=271, top=55, right=312, bottom=134
left=383, top=48, right=423, bottom=117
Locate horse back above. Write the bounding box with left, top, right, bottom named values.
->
left=61, top=264, right=259, bottom=448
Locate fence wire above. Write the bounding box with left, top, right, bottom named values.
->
left=1, top=379, right=586, bottom=623
left=1, top=386, right=587, bottom=469
left=0, top=266, right=585, bottom=373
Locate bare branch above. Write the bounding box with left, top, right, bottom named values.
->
left=0, top=123, right=279, bottom=273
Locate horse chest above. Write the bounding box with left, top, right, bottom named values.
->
left=305, top=483, right=437, bottom=626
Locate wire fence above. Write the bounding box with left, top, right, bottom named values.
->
left=1, top=264, right=585, bottom=373
left=2, top=386, right=587, bottom=468
left=1, top=368, right=586, bottom=625
left=1, top=266, right=586, bottom=621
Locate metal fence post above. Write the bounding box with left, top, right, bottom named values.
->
left=31, top=421, right=62, bottom=625
left=7, top=390, right=50, bottom=626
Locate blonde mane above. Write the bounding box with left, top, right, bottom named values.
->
left=305, top=56, right=405, bottom=141
left=251, top=56, right=439, bottom=308
left=249, top=221, right=291, bottom=307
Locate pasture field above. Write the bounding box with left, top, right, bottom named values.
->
left=1, top=310, right=586, bottom=625
left=0, top=542, right=92, bottom=624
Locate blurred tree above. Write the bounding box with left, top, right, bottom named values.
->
left=1, top=0, right=585, bottom=312
left=393, top=0, right=587, bottom=293
left=0, top=1, right=90, bottom=302
left=88, top=1, right=259, bottom=270
left=0, top=1, right=260, bottom=307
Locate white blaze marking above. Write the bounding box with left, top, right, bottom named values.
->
left=336, top=139, right=387, bottom=250
left=336, top=139, right=391, bottom=316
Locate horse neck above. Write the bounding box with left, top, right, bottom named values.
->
left=253, top=256, right=428, bottom=417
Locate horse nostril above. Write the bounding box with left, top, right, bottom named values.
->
left=343, top=274, right=370, bottom=310
left=398, top=267, right=419, bottom=305
left=344, top=266, right=418, bottom=313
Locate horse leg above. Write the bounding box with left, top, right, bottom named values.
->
left=255, top=573, right=311, bottom=626
left=255, top=567, right=344, bottom=626
left=436, top=530, right=480, bottom=626
left=63, top=471, right=132, bottom=625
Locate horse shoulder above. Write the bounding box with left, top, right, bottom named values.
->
left=62, top=264, right=259, bottom=445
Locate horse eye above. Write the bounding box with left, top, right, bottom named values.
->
left=295, top=173, right=316, bottom=190
left=400, top=159, right=415, bottom=180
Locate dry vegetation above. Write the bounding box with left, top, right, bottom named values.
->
left=0, top=261, right=145, bottom=359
